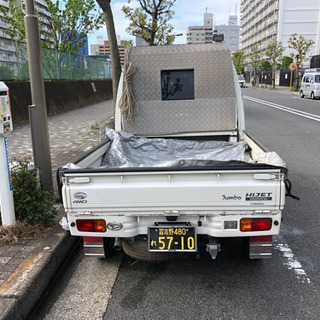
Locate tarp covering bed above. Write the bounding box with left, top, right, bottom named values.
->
left=101, top=129, right=285, bottom=168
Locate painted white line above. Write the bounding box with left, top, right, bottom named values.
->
left=274, top=237, right=311, bottom=284
left=292, top=96, right=320, bottom=104
left=244, top=95, right=320, bottom=122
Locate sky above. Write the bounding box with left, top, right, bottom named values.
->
left=88, top=0, right=241, bottom=48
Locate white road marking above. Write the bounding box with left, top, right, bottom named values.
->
left=274, top=237, right=311, bottom=284
left=244, top=95, right=320, bottom=122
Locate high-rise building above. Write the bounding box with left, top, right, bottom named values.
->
left=0, top=0, right=52, bottom=70
left=186, top=10, right=214, bottom=44
left=187, top=11, right=239, bottom=51
left=215, top=15, right=240, bottom=51
left=240, top=0, right=320, bottom=66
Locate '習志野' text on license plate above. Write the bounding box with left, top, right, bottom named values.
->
left=148, top=226, right=197, bottom=252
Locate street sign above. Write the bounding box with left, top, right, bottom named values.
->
left=289, top=63, right=297, bottom=71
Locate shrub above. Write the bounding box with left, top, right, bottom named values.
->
left=9, top=158, right=56, bottom=225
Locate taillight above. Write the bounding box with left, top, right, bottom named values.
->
left=240, top=218, right=272, bottom=232
left=76, top=219, right=106, bottom=232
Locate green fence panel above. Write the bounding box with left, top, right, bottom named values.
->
left=0, top=40, right=111, bottom=81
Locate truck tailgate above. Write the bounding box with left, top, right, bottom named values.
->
left=62, top=168, right=285, bottom=214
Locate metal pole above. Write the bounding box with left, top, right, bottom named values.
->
left=0, top=137, right=15, bottom=226
left=24, top=0, right=53, bottom=191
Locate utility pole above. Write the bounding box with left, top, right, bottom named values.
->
left=24, top=0, right=53, bottom=192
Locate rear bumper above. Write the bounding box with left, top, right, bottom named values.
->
left=67, top=211, right=282, bottom=239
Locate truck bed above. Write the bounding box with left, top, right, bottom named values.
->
left=58, top=132, right=286, bottom=217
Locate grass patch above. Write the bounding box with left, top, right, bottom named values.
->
left=0, top=220, right=53, bottom=245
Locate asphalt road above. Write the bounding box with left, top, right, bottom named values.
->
left=34, top=88, right=320, bottom=320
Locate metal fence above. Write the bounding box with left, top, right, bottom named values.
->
left=0, top=40, right=111, bottom=81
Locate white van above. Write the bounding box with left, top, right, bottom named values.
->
left=300, top=72, right=320, bottom=99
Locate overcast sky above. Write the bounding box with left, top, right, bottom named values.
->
left=89, top=0, right=240, bottom=46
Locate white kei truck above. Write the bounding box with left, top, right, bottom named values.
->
left=58, top=42, right=298, bottom=261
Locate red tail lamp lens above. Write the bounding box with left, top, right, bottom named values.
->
left=240, top=218, right=272, bottom=232
left=76, top=219, right=106, bottom=232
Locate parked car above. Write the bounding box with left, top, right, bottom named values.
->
left=238, top=75, right=246, bottom=88
left=300, top=72, right=320, bottom=99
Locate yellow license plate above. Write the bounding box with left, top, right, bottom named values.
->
left=148, top=226, right=196, bottom=252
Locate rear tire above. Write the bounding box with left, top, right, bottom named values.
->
left=311, top=92, right=315, bottom=100
left=103, top=238, right=115, bottom=259
left=300, top=91, right=304, bottom=98
left=122, top=236, right=178, bottom=262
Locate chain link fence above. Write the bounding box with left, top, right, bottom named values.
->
left=0, top=40, right=111, bottom=81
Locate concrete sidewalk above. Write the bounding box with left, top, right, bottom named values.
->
left=0, top=100, right=113, bottom=320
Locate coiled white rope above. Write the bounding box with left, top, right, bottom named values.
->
left=119, top=47, right=137, bottom=123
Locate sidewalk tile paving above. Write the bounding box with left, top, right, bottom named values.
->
left=0, top=100, right=113, bottom=319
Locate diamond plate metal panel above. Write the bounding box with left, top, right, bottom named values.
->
left=122, top=43, right=237, bottom=135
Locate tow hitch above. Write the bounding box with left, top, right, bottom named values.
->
left=206, top=238, right=221, bottom=259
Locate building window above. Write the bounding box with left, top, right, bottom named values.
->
left=230, top=37, right=238, bottom=41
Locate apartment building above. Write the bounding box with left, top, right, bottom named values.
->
left=186, top=11, right=214, bottom=44
left=215, top=15, right=240, bottom=51
left=90, top=35, right=104, bottom=55
left=240, top=0, right=320, bottom=65
left=0, top=0, right=52, bottom=70
left=187, top=11, right=239, bottom=51
left=98, top=40, right=126, bottom=64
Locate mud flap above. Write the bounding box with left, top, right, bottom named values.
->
left=249, top=236, right=273, bottom=259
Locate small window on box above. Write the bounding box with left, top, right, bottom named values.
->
left=161, top=69, right=195, bottom=100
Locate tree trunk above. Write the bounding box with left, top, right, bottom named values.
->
left=96, top=0, right=121, bottom=113
left=272, top=68, right=275, bottom=89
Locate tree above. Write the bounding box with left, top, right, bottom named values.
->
left=0, top=0, right=103, bottom=53
left=261, top=60, right=272, bottom=70
left=248, top=44, right=262, bottom=88
left=44, top=0, right=104, bottom=53
left=281, top=56, right=293, bottom=69
left=265, top=40, right=284, bottom=89
left=122, top=0, right=176, bottom=46
left=231, top=49, right=247, bottom=75
left=0, top=0, right=104, bottom=79
left=0, top=0, right=25, bottom=42
left=288, top=33, right=314, bottom=88
left=123, top=40, right=134, bottom=48
left=96, top=0, right=121, bottom=112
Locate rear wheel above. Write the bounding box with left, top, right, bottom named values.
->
left=122, top=236, right=178, bottom=262
left=300, top=90, right=304, bottom=98
left=103, top=238, right=115, bottom=259
left=311, top=91, right=315, bottom=100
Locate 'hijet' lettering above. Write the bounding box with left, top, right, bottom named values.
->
left=246, top=192, right=272, bottom=197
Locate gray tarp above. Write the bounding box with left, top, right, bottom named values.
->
left=101, top=129, right=252, bottom=168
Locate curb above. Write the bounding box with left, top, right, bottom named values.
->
left=247, top=85, right=300, bottom=96
left=0, top=227, right=79, bottom=320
